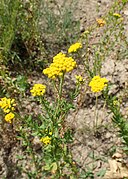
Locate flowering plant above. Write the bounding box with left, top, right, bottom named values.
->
left=0, top=97, right=16, bottom=123
left=68, top=42, right=82, bottom=53
left=89, top=76, right=108, bottom=93
left=43, top=52, right=77, bottom=79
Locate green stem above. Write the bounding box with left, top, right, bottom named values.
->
left=40, top=97, right=52, bottom=120
left=53, top=73, right=65, bottom=122
left=18, top=127, right=39, bottom=174
left=52, top=80, right=59, bottom=94
left=58, top=73, right=65, bottom=99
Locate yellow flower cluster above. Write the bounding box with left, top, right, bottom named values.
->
left=96, top=18, right=106, bottom=27
left=113, top=13, right=121, bottom=18
left=40, top=136, right=51, bottom=145
left=75, top=75, right=84, bottom=83
left=43, top=52, right=77, bottom=79
left=89, top=76, right=108, bottom=93
left=5, top=112, right=15, bottom=123
left=0, top=97, right=16, bottom=113
left=30, top=84, right=46, bottom=96
left=0, top=97, right=16, bottom=123
left=113, top=100, right=120, bottom=106
left=68, top=42, right=82, bottom=53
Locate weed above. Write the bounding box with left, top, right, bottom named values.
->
left=41, top=0, right=80, bottom=45
left=80, top=0, right=128, bottom=78
left=103, top=87, right=128, bottom=148
left=0, top=0, right=80, bottom=68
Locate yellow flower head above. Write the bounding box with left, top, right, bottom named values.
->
left=40, top=136, right=51, bottom=145
left=43, top=52, right=77, bottom=79
left=75, top=75, right=84, bottom=83
left=49, top=132, right=52, bottom=135
left=113, top=13, right=121, bottom=18
left=30, top=84, right=46, bottom=96
left=5, top=112, right=15, bottom=123
left=89, top=76, right=108, bottom=93
left=0, top=97, right=16, bottom=113
left=96, top=18, right=106, bottom=27
left=68, top=42, right=82, bottom=53
left=113, top=100, right=120, bottom=106
left=53, top=52, right=66, bottom=61
left=84, top=30, right=89, bottom=34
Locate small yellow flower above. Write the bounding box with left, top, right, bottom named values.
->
left=40, top=136, right=51, bottom=145
left=0, top=97, right=16, bottom=113
left=30, top=84, right=46, bottom=96
left=113, top=100, right=120, bottom=106
left=113, top=13, right=121, bottom=18
left=68, top=42, right=82, bottom=53
left=43, top=53, right=77, bottom=79
left=96, top=18, right=106, bottom=27
left=89, top=76, right=108, bottom=93
left=5, top=112, right=15, bottom=123
left=49, top=132, right=52, bottom=135
left=53, top=52, right=66, bottom=61
left=75, top=75, right=84, bottom=83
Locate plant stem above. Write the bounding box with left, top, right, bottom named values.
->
left=54, top=73, right=65, bottom=122
left=40, top=97, right=52, bottom=119
left=52, top=80, right=59, bottom=95
left=58, top=73, right=65, bottom=99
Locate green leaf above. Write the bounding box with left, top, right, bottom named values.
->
left=51, top=162, right=58, bottom=173
left=16, top=155, right=24, bottom=160
left=96, top=169, right=106, bottom=177
left=122, top=0, right=128, bottom=4
left=15, top=75, right=29, bottom=92
left=44, top=164, right=51, bottom=171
